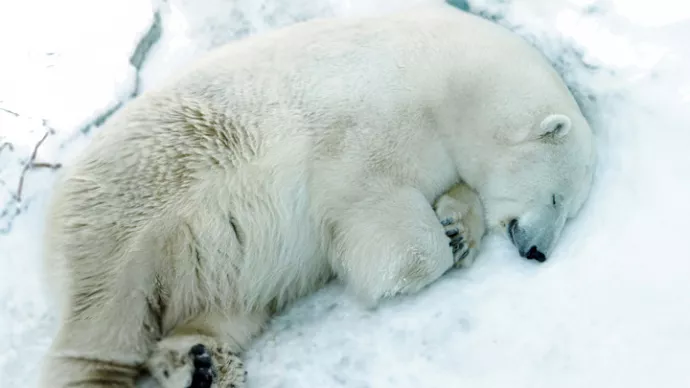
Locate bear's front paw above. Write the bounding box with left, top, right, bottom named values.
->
left=147, top=338, right=246, bottom=388
left=433, top=183, right=486, bottom=269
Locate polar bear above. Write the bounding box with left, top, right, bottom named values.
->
left=38, top=4, right=596, bottom=388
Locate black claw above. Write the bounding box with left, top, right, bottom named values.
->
left=187, top=344, right=216, bottom=388
left=440, top=217, right=454, bottom=226
left=190, top=344, right=207, bottom=356
left=190, top=367, right=214, bottom=388
left=450, top=239, right=465, bottom=252
left=446, top=228, right=460, bottom=238
left=193, top=353, right=213, bottom=369
left=459, top=249, right=470, bottom=260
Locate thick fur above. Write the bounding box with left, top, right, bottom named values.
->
left=39, top=4, right=595, bottom=388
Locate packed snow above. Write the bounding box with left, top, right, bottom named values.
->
left=1, top=0, right=688, bottom=387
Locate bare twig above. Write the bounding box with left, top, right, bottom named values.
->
left=31, top=162, right=62, bottom=169
left=41, top=119, right=57, bottom=134
left=0, top=107, right=20, bottom=117
left=16, top=131, right=51, bottom=201
left=0, top=142, right=13, bottom=153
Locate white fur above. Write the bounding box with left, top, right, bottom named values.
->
left=38, top=4, right=595, bottom=387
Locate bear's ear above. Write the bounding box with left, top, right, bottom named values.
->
left=536, top=114, right=571, bottom=140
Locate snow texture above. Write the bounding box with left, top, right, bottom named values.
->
left=1, top=0, right=689, bottom=387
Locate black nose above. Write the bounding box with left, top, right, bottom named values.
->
left=525, top=246, right=546, bottom=262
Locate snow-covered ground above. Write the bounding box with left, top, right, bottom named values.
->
left=1, top=0, right=689, bottom=387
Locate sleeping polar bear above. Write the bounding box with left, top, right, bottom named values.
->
left=39, top=3, right=596, bottom=388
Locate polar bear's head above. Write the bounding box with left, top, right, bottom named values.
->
left=461, top=112, right=596, bottom=262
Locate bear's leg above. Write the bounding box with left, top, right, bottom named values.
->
left=147, top=310, right=267, bottom=388
left=330, top=185, right=457, bottom=306
left=39, top=284, right=157, bottom=387
left=432, top=181, right=486, bottom=269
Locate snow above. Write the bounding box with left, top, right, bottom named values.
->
left=1, top=0, right=689, bottom=387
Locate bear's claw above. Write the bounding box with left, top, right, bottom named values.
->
left=446, top=227, right=460, bottom=238
left=440, top=214, right=471, bottom=265
left=189, top=344, right=216, bottom=388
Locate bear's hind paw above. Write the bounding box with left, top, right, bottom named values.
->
left=147, top=337, right=246, bottom=388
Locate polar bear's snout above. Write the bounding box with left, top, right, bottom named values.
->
left=508, top=209, right=566, bottom=263
left=508, top=219, right=547, bottom=262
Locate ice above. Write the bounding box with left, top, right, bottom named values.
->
left=1, top=0, right=689, bottom=387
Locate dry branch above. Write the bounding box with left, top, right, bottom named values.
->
left=16, top=131, right=51, bottom=201
left=0, top=142, right=13, bottom=153
left=31, top=162, right=62, bottom=169
left=0, top=107, right=20, bottom=117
